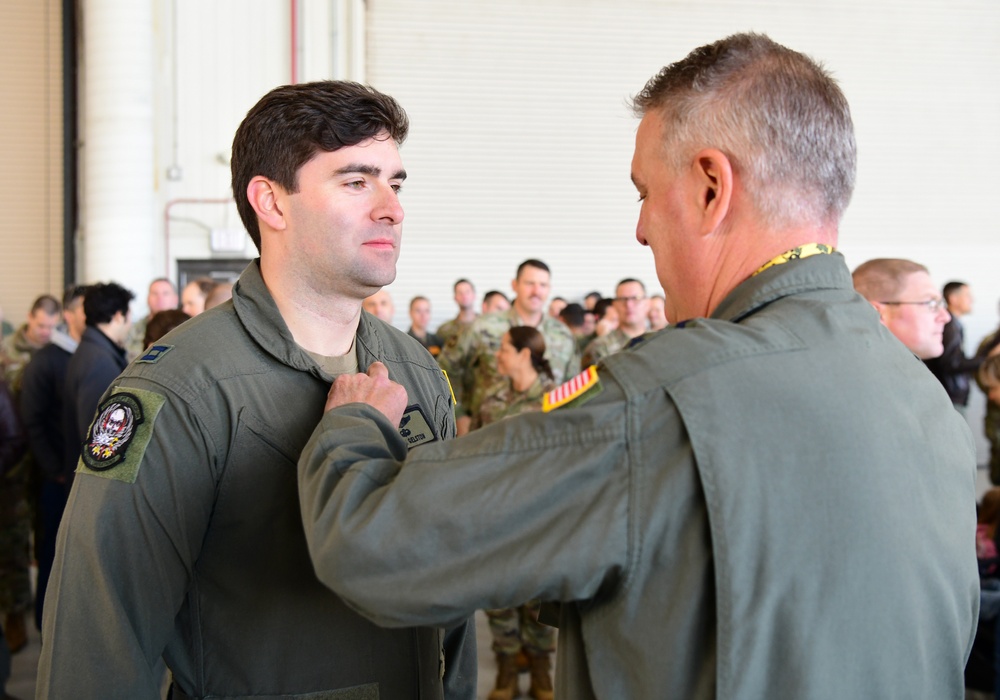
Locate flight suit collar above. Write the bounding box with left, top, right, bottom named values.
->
left=231, top=260, right=388, bottom=382
left=711, top=251, right=852, bottom=324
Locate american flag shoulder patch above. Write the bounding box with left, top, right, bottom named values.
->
left=543, top=365, right=601, bottom=413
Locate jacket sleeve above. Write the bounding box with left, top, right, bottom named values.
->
left=37, top=382, right=217, bottom=698
left=298, top=378, right=632, bottom=630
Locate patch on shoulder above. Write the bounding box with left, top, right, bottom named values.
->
left=543, top=365, right=602, bottom=413
left=136, top=345, right=174, bottom=364
left=398, top=404, right=437, bottom=449
left=77, top=387, right=166, bottom=484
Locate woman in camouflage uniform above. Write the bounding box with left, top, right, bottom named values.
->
left=476, top=327, right=557, bottom=700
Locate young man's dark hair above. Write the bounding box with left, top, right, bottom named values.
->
left=231, top=81, right=410, bottom=252
left=942, top=281, right=968, bottom=304
left=83, top=283, right=134, bottom=326
left=453, top=278, right=474, bottom=291
left=515, top=259, right=550, bottom=278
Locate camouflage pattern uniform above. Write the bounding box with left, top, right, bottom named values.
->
left=979, top=331, right=1000, bottom=484
left=436, top=316, right=475, bottom=349
left=438, top=309, right=579, bottom=420
left=581, top=328, right=635, bottom=368
left=0, top=327, right=40, bottom=618
left=124, top=314, right=151, bottom=362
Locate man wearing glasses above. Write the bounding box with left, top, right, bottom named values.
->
left=581, top=278, right=650, bottom=367
left=852, top=258, right=952, bottom=360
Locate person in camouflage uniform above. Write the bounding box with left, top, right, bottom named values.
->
left=0, top=294, right=62, bottom=651
left=581, top=278, right=651, bottom=367
left=978, top=331, right=1000, bottom=483
left=436, top=278, right=478, bottom=348
left=438, top=259, right=579, bottom=435
left=475, top=327, right=557, bottom=700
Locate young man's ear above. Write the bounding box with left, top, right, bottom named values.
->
left=247, top=176, right=287, bottom=232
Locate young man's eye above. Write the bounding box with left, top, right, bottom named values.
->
left=391, top=183, right=403, bottom=194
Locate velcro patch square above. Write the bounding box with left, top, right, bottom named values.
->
left=137, top=345, right=173, bottom=364
left=77, top=386, right=166, bottom=484
left=398, top=404, right=437, bottom=449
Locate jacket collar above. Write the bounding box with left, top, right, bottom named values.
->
left=710, top=251, right=852, bottom=324
left=82, top=326, right=127, bottom=365
left=231, top=260, right=386, bottom=382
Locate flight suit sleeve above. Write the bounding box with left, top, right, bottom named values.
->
left=298, top=375, right=632, bottom=630
left=36, top=381, right=218, bottom=699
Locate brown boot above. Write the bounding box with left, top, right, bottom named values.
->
left=527, top=651, right=554, bottom=700
left=488, top=653, right=520, bottom=700
left=4, top=611, right=26, bottom=654
left=515, top=648, right=531, bottom=673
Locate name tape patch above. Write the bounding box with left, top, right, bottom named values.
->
left=398, top=404, right=437, bottom=449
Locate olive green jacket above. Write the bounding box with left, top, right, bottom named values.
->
left=39, top=261, right=474, bottom=700
left=299, top=253, right=978, bottom=699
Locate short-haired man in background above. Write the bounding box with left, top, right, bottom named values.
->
left=298, top=34, right=977, bottom=699
left=39, top=81, right=474, bottom=699
left=924, top=281, right=984, bottom=413
left=581, top=278, right=649, bottom=366
left=126, top=278, right=179, bottom=359
left=481, top=290, right=510, bottom=315
left=407, top=296, right=444, bottom=356
left=362, top=288, right=395, bottom=324
left=436, top=278, right=478, bottom=347
left=852, top=258, right=951, bottom=360
left=0, top=295, right=61, bottom=389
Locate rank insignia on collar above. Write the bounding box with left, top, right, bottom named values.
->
left=399, top=404, right=437, bottom=449
left=137, top=345, right=173, bottom=364
left=543, top=365, right=602, bottom=413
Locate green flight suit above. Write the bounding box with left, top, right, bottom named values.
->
left=299, top=253, right=978, bottom=699
left=38, top=261, right=475, bottom=700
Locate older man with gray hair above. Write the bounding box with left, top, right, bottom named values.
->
left=299, top=33, right=978, bottom=699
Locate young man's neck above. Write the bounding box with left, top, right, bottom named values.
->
left=457, top=308, right=477, bottom=323
left=261, top=259, right=362, bottom=357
